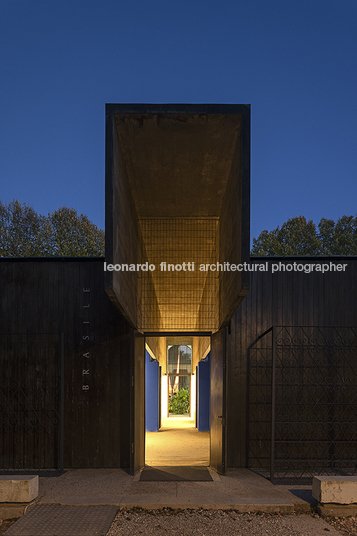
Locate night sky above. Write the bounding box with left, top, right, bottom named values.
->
left=1, top=0, right=356, bottom=243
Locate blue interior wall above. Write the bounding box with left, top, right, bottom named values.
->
left=145, top=350, right=159, bottom=432
left=197, top=352, right=210, bottom=431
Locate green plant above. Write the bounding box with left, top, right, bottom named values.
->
left=169, top=388, right=190, bottom=415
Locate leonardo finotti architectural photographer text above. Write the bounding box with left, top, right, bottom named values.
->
left=104, top=261, right=348, bottom=274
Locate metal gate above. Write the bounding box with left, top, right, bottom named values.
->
left=0, top=333, right=64, bottom=473
left=247, top=326, right=357, bottom=481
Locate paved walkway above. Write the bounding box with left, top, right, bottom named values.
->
left=1, top=420, right=325, bottom=534
left=4, top=506, right=343, bottom=536
left=1, top=467, right=338, bottom=535
left=4, top=505, right=118, bottom=536
left=146, top=416, right=209, bottom=466
left=35, top=467, right=312, bottom=511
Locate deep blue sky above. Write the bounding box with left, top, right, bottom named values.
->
left=1, top=0, right=356, bottom=243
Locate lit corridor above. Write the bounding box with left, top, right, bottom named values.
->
left=145, top=416, right=210, bottom=466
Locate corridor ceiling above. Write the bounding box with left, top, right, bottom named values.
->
left=114, top=112, right=241, bottom=218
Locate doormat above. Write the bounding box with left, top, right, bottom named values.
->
left=139, top=465, right=213, bottom=481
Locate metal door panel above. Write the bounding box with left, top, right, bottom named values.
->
left=130, top=330, right=145, bottom=475
left=210, top=328, right=226, bottom=474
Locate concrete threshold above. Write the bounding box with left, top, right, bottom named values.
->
left=127, top=467, right=295, bottom=512
left=317, top=503, right=357, bottom=517
left=0, top=502, right=32, bottom=521
left=0, top=468, right=317, bottom=522
left=36, top=497, right=296, bottom=514
left=119, top=497, right=295, bottom=513
left=29, top=468, right=312, bottom=515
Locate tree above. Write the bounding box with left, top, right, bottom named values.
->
left=169, top=388, right=190, bottom=415
left=0, top=200, right=49, bottom=257
left=48, top=207, right=105, bottom=256
left=251, top=215, right=357, bottom=256
left=0, top=200, right=104, bottom=257
left=318, top=216, right=357, bottom=255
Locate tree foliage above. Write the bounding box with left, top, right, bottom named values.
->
left=0, top=200, right=105, bottom=257
left=169, top=388, right=190, bottom=415
left=251, top=215, right=357, bottom=256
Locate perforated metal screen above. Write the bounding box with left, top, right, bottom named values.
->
left=140, top=218, right=218, bottom=331
left=248, top=326, right=357, bottom=481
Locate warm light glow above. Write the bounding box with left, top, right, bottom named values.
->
left=140, top=218, right=218, bottom=331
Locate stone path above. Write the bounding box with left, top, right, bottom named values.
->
left=3, top=505, right=118, bottom=536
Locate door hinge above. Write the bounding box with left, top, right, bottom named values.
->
left=131, top=376, right=134, bottom=387
left=218, top=416, right=226, bottom=426
left=131, top=443, right=134, bottom=453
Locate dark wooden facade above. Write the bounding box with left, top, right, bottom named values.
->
left=226, top=257, right=357, bottom=468
left=0, top=258, right=132, bottom=469
left=1, top=256, right=356, bottom=471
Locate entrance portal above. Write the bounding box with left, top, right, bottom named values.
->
left=145, top=335, right=211, bottom=468
left=105, top=105, right=250, bottom=474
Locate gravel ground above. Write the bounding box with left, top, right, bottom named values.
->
left=0, top=519, right=17, bottom=535
left=107, top=508, right=343, bottom=536
left=2, top=509, right=357, bottom=535
left=324, top=516, right=357, bottom=535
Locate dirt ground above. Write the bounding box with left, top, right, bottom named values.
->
left=324, top=515, right=357, bottom=535
left=2, top=509, right=357, bottom=535
left=106, top=508, right=355, bottom=536
left=0, top=519, right=17, bottom=535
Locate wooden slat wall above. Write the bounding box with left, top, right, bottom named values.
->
left=0, top=258, right=132, bottom=468
left=226, top=257, right=357, bottom=467
left=2, top=256, right=355, bottom=469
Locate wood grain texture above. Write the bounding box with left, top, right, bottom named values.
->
left=226, top=257, right=357, bottom=467
left=0, top=258, right=132, bottom=469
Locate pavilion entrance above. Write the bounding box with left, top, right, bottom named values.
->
left=104, top=105, right=250, bottom=474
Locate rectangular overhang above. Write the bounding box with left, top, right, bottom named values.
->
left=105, top=104, right=250, bottom=331
left=114, top=111, right=241, bottom=218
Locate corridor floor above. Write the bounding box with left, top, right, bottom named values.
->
left=145, top=416, right=210, bottom=466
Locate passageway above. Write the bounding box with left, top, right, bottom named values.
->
left=105, top=105, right=250, bottom=475
left=145, top=416, right=209, bottom=466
